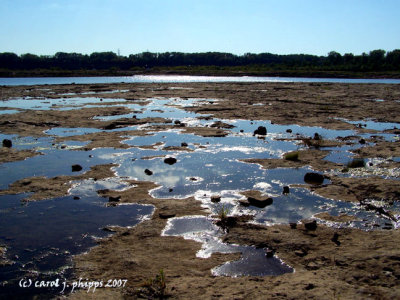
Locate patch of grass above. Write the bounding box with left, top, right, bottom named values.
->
left=284, top=151, right=299, bottom=161
left=138, top=269, right=167, bottom=299
left=217, top=204, right=230, bottom=220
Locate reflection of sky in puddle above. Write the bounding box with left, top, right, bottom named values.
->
left=0, top=97, right=127, bottom=110
left=337, top=117, right=400, bottom=131
left=162, top=216, right=293, bottom=276
left=0, top=193, right=153, bottom=296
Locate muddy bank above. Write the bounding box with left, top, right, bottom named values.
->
left=0, top=164, right=116, bottom=201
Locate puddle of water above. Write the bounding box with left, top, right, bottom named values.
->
left=0, top=193, right=153, bottom=297
left=0, top=97, right=127, bottom=111
left=162, top=216, right=293, bottom=277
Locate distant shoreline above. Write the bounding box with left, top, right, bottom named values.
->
left=1, top=68, right=400, bottom=79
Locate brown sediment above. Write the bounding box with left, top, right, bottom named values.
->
left=55, top=130, right=151, bottom=150
left=0, top=147, right=39, bottom=163
left=314, top=212, right=359, bottom=223
left=242, top=149, right=341, bottom=171
left=308, top=176, right=400, bottom=204
left=0, top=164, right=117, bottom=201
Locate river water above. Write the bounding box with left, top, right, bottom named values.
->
left=1, top=75, right=400, bottom=86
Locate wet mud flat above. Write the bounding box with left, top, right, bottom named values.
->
left=0, top=82, right=400, bottom=299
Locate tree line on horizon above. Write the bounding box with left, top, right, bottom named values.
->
left=0, top=49, right=399, bottom=72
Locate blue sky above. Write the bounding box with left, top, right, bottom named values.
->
left=1, top=0, right=399, bottom=56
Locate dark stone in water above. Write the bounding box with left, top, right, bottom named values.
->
left=73, top=196, right=80, bottom=200
left=174, top=120, right=181, bottom=125
left=265, top=249, right=275, bottom=258
left=313, top=132, right=321, bottom=140
left=239, top=200, right=251, bottom=207
left=144, top=169, right=153, bottom=176
left=71, top=164, right=82, bottom=172
left=240, top=129, right=244, bottom=133
left=304, top=172, right=324, bottom=185
left=304, top=220, right=317, bottom=231
left=169, top=188, right=173, bottom=192
left=181, top=142, right=188, bottom=147
left=286, top=129, right=292, bottom=133
left=359, top=138, right=366, bottom=144
left=283, top=186, right=290, bottom=194
left=189, top=177, right=197, bottom=181
left=164, top=157, right=177, bottom=165
left=253, top=126, right=267, bottom=136
left=211, top=195, right=221, bottom=203
left=247, top=196, right=273, bottom=208
left=109, top=196, right=121, bottom=202
left=2, top=139, right=12, bottom=148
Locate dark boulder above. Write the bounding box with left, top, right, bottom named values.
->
left=181, top=142, right=188, bottom=147
left=211, top=195, right=221, bottom=203
left=159, top=212, right=176, bottom=219
left=248, top=196, right=273, bottom=208
left=253, top=126, right=267, bottom=136
left=109, top=196, right=121, bottom=202
left=71, top=164, right=82, bottom=172
left=304, top=172, right=324, bottom=185
left=282, top=186, right=290, bottom=194
left=304, top=220, right=317, bottom=230
left=2, top=139, right=12, bottom=148
left=144, top=169, right=153, bottom=176
left=164, top=157, right=177, bottom=165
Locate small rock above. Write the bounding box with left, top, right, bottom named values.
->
left=240, top=129, right=244, bottom=133
left=181, top=142, right=188, bottom=147
left=164, top=157, right=177, bottom=165
left=71, top=164, right=82, bottom=172
left=304, top=172, right=324, bottom=185
left=239, top=200, right=251, bottom=207
left=144, top=169, right=153, bottom=175
left=305, top=284, right=315, bottom=290
left=189, top=177, right=197, bottom=181
left=286, top=129, right=292, bottom=133
left=159, top=212, right=176, bottom=219
left=109, top=196, right=121, bottom=202
left=313, top=133, right=321, bottom=140
left=265, top=249, right=275, bottom=258
left=254, top=126, right=267, bottom=136
left=359, top=138, right=366, bottom=144
left=331, top=232, right=340, bottom=246
left=294, top=249, right=307, bottom=257
left=248, top=196, right=273, bottom=208
left=282, top=186, right=290, bottom=194
left=304, top=220, right=317, bottom=230
left=211, top=195, right=221, bottom=203
left=169, top=188, right=173, bottom=192
left=2, top=139, right=12, bottom=148
left=73, top=196, right=80, bottom=200
left=290, top=222, right=297, bottom=229
left=174, top=120, right=181, bottom=125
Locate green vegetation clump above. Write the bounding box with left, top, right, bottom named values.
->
left=284, top=151, right=299, bottom=161
left=138, top=269, right=167, bottom=298
left=217, top=204, right=230, bottom=220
